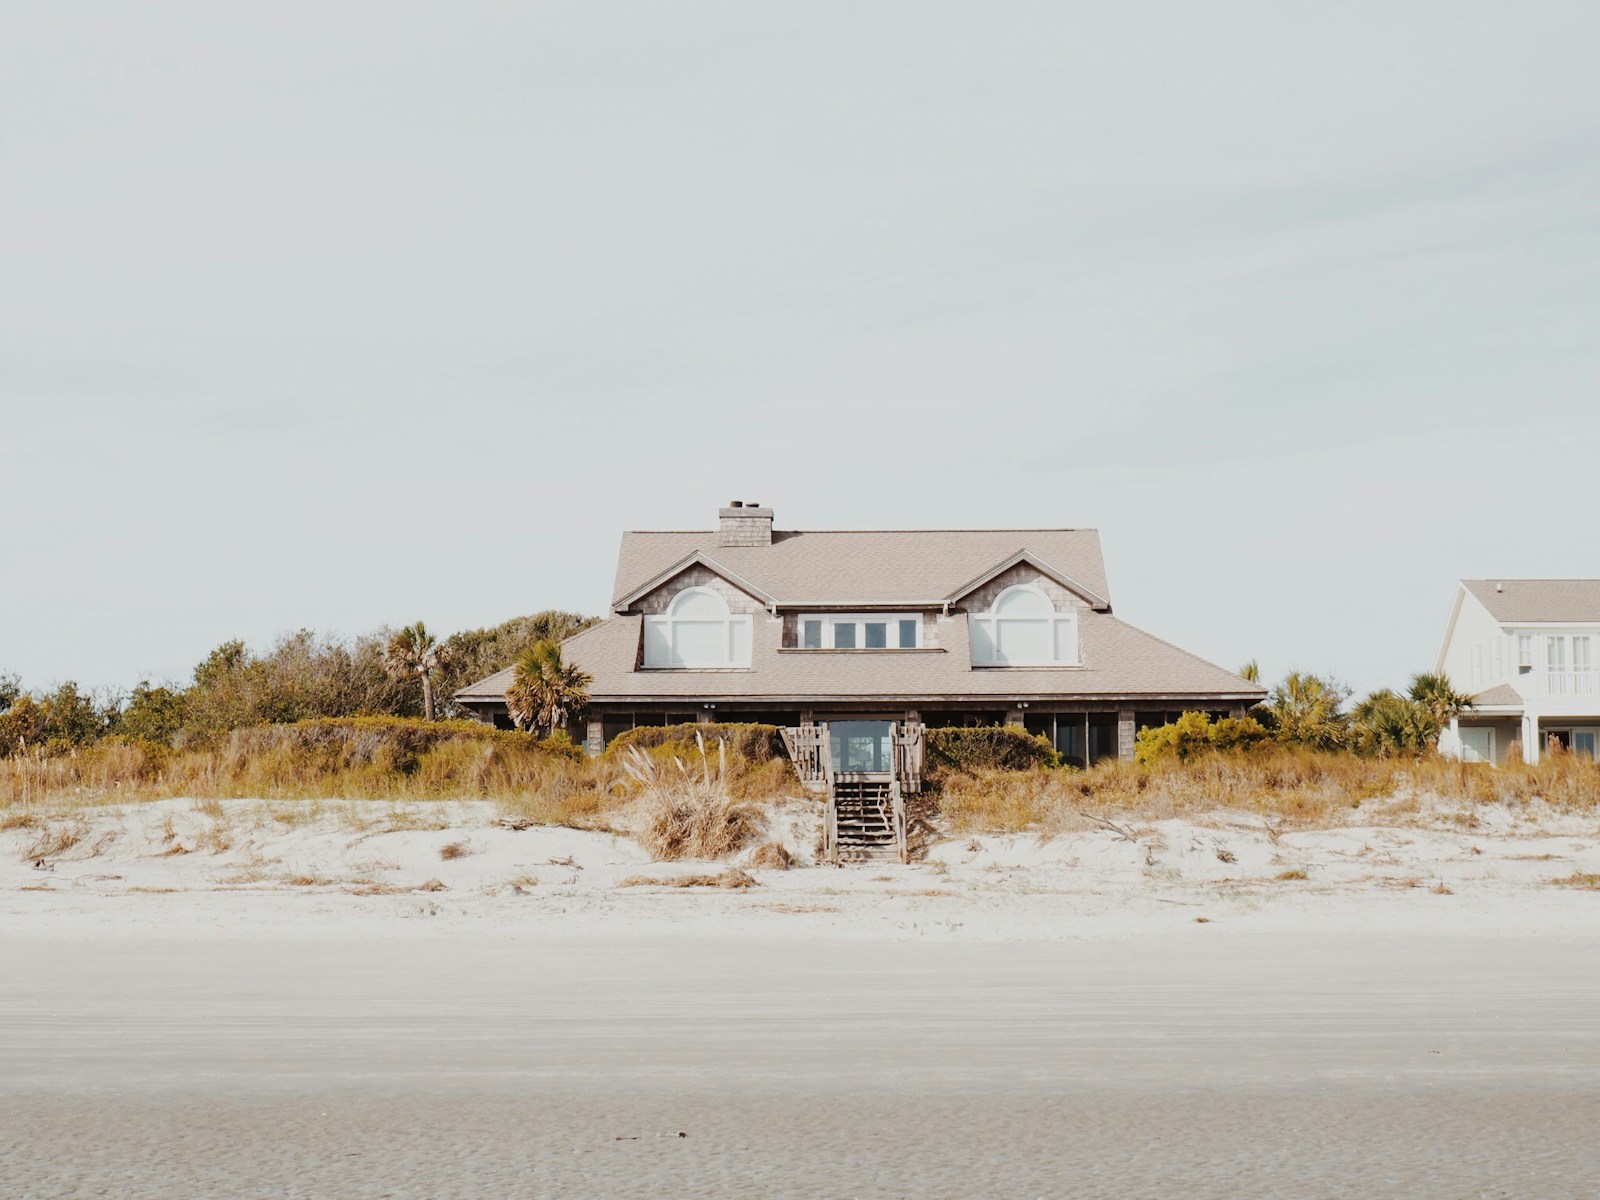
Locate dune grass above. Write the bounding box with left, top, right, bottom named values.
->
left=934, top=749, right=1600, bottom=835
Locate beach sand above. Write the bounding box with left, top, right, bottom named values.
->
left=3, top=799, right=1600, bottom=1196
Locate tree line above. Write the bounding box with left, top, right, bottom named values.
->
left=0, top=610, right=597, bottom=755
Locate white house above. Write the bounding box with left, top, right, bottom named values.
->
left=1435, top=580, right=1600, bottom=764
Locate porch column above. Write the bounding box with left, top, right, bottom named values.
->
left=697, top=708, right=716, bottom=725
left=1522, top=713, right=1540, bottom=764
left=1117, top=710, right=1136, bottom=762
left=1229, top=705, right=1246, bottom=720
left=585, top=717, right=605, bottom=757
left=1005, top=708, right=1025, bottom=727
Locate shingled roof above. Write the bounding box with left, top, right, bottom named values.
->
left=1464, top=580, right=1600, bottom=624
left=611, top=528, right=1112, bottom=610
left=455, top=610, right=1261, bottom=704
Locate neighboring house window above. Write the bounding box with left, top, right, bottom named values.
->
left=643, top=587, right=752, bottom=668
left=1576, top=637, right=1593, bottom=695
left=1459, top=728, right=1494, bottom=764
left=796, top=615, right=920, bottom=649
left=969, top=584, right=1079, bottom=666
left=1518, top=635, right=1534, bottom=670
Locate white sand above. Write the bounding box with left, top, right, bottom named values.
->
left=3, top=795, right=1599, bottom=942
left=5, top=799, right=1600, bottom=1196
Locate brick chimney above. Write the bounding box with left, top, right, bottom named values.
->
left=718, top=501, right=773, bottom=547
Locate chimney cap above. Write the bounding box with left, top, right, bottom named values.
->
left=729, top=499, right=743, bottom=508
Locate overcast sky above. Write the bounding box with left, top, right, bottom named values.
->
left=3, top=1, right=1597, bottom=699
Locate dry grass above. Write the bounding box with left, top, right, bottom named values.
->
left=24, top=819, right=88, bottom=863
left=438, top=839, right=473, bottom=861
left=1551, top=872, right=1600, bottom=891
left=746, top=841, right=794, bottom=870
left=617, top=867, right=758, bottom=889
left=1275, top=868, right=1309, bottom=881
left=934, top=749, right=1600, bottom=836
left=624, top=740, right=762, bottom=862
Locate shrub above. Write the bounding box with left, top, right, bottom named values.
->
left=621, top=736, right=762, bottom=861
left=925, top=725, right=1060, bottom=774
left=607, top=722, right=785, bottom=763
left=1135, top=712, right=1269, bottom=763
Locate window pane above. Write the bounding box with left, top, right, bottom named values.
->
left=1054, top=618, right=1075, bottom=663
left=802, top=620, right=822, bottom=649
left=899, top=619, right=918, bottom=648
left=643, top=618, right=671, bottom=667
left=1460, top=728, right=1493, bottom=764
left=995, top=588, right=1050, bottom=616
left=1548, top=637, right=1567, bottom=670
left=996, top=619, right=1051, bottom=664
left=833, top=622, right=857, bottom=649
left=674, top=621, right=727, bottom=665
left=671, top=589, right=727, bottom=617
left=969, top=618, right=994, bottom=664
left=865, top=622, right=887, bottom=649
left=1575, top=638, right=1592, bottom=670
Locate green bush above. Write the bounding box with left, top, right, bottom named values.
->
left=606, top=722, right=785, bottom=764
left=926, top=725, right=1061, bottom=774
left=1135, top=711, right=1270, bottom=764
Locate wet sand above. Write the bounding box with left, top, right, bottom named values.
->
left=3, top=932, right=1598, bottom=1197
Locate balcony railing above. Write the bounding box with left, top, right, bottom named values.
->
left=1544, top=670, right=1597, bottom=697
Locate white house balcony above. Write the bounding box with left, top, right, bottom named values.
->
left=1538, top=670, right=1598, bottom=699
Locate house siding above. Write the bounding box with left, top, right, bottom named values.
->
left=632, top=566, right=768, bottom=616
left=957, top=564, right=1092, bottom=614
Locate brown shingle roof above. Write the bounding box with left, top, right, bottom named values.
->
left=1464, top=580, right=1600, bottom=624
left=1470, top=683, right=1524, bottom=708
left=611, top=528, right=1112, bottom=610
left=457, top=611, right=1264, bottom=704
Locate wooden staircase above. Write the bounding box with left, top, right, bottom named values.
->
left=781, top=722, right=924, bottom=866
left=831, top=776, right=901, bottom=863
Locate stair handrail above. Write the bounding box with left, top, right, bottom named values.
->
left=819, top=723, right=839, bottom=865
left=889, top=777, right=908, bottom=864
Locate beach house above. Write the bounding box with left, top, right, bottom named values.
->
left=455, top=504, right=1264, bottom=765
left=1436, top=580, right=1600, bottom=764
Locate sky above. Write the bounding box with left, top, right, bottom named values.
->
left=3, top=1, right=1597, bottom=700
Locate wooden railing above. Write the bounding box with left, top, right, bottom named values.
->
left=780, top=723, right=829, bottom=788
left=782, top=721, right=923, bottom=865
left=889, top=778, right=908, bottom=865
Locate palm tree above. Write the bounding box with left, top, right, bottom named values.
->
left=1265, top=671, right=1350, bottom=749
left=1238, top=660, right=1261, bottom=684
left=383, top=621, right=453, bottom=721
left=1352, top=689, right=1437, bottom=757
left=1408, top=672, right=1474, bottom=725
left=505, top=640, right=592, bottom=737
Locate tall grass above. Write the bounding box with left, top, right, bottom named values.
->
left=936, top=748, right=1600, bottom=834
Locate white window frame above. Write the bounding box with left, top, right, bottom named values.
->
left=797, top=613, right=921, bottom=650
left=643, top=586, right=752, bottom=669
left=1518, top=634, right=1534, bottom=669
left=968, top=584, right=1080, bottom=667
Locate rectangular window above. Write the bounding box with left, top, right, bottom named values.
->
left=795, top=614, right=923, bottom=649
left=1518, top=635, right=1534, bottom=668
left=1459, top=728, right=1494, bottom=764
left=996, top=619, right=1051, bottom=664
left=1575, top=637, right=1591, bottom=671
left=1549, top=636, right=1567, bottom=671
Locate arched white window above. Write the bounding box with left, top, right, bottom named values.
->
left=643, top=586, right=753, bottom=668
left=969, top=584, right=1078, bottom=666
